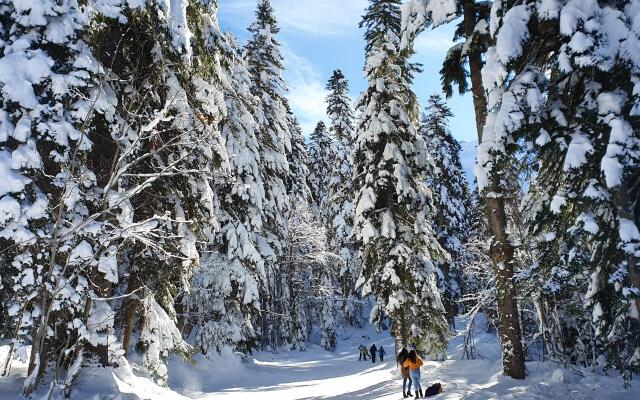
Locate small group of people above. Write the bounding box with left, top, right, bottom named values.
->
left=358, top=343, right=386, bottom=362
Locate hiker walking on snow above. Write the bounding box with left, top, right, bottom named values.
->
left=378, top=346, right=386, bottom=361
left=358, top=344, right=368, bottom=361
left=370, top=344, right=377, bottom=363
left=403, top=349, right=424, bottom=399
left=397, top=347, right=412, bottom=398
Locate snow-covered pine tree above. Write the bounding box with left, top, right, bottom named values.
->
left=353, top=0, right=448, bottom=357
left=283, top=110, right=315, bottom=350
left=0, top=1, right=109, bottom=394
left=420, top=93, right=471, bottom=328
left=86, top=0, right=228, bottom=385
left=401, top=0, right=527, bottom=379
left=243, top=0, right=292, bottom=350
left=481, top=0, right=640, bottom=378
left=324, top=70, right=361, bottom=325
left=287, top=109, right=313, bottom=205
left=186, top=31, right=264, bottom=356
left=402, top=0, right=526, bottom=379
left=307, top=121, right=334, bottom=214
left=319, top=272, right=338, bottom=352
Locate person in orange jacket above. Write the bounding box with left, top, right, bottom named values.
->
left=403, top=349, right=424, bottom=399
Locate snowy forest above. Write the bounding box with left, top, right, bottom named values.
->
left=0, top=0, right=639, bottom=398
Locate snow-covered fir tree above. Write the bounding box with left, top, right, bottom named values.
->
left=307, top=120, right=334, bottom=213
left=353, top=0, right=448, bottom=356
left=324, top=70, right=361, bottom=325
left=243, top=0, right=292, bottom=350
left=186, top=31, right=264, bottom=356
left=478, top=0, right=640, bottom=378
left=1, top=0, right=231, bottom=393
left=0, top=0, right=109, bottom=394
left=402, top=0, right=526, bottom=379
left=287, top=111, right=313, bottom=205
left=420, top=93, right=471, bottom=328
left=90, top=0, right=229, bottom=385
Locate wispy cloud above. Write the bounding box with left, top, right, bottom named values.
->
left=220, top=0, right=368, bottom=36
left=414, top=32, right=454, bottom=53
left=281, top=45, right=329, bottom=136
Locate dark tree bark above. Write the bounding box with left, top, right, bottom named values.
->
left=463, top=0, right=525, bottom=379
left=120, top=272, right=142, bottom=356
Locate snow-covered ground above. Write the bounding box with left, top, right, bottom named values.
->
left=1, top=316, right=639, bottom=399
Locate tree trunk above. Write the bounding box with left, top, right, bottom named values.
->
left=464, top=0, right=526, bottom=379
left=464, top=0, right=488, bottom=143
left=120, top=272, right=142, bottom=356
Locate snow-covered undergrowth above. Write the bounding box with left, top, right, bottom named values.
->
left=1, top=316, right=638, bottom=399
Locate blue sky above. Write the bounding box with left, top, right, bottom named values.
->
left=217, top=0, right=477, bottom=144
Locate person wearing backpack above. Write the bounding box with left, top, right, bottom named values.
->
left=370, top=344, right=378, bottom=363
left=378, top=345, right=386, bottom=361
left=403, top=349, right=424, bottom=399
left=358, top=344, right=368, bottom=361
left=397, top=347, right=413, bottom=398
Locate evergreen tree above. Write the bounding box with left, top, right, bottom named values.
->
left=0, top=1, right=109, bottom=393
left=479, top=0, right=640, bottom=378
left=353, top=0, right=448, bottom=356
left=402, top=0, right=526, bottom=379
left=1, top=0, right=231, bottom=393
left=324, top=70, right=360, bottom=325
left=90, top=0, right=229, bottom=385
left=244, top=0, right=292, bottom=350
left=307, top=121, right=334, bottom=213
left=187, top=31, right=264, bottom=356
left=420, top=93, right=471, bottom=328
left=287, top=111, right=313, bottom=205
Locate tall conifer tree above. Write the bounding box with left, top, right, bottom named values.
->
left=420, top=93, right=471, bottom=328
left=353, top=0, right=448, bottom=355
left=325, top=70, right=360, bottom=324
left=243, top=0, right=292, bottom=349
left=308, top=121, right=333, bottom=213
left=478, top=0, right=640, bottom=377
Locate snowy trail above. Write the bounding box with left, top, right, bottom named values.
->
left=2, top=318, right=639, bottom=399
left=167, top=317, right=639, bottom=400
left=188, top=330, right=399, bottom=400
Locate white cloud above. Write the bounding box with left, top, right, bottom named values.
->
left=281, top=45, right=329, bottom=136
left=220, top=0, right=368, bottom=36
left=414, top=33, right=454, bottom=53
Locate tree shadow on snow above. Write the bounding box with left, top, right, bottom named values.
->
left=298, top=380, right=398, bottom=400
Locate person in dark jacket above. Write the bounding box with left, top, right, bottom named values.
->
left=370, top=344, right=377, bottom=363
left=378, top=346, right=386, bottom=361
left=397, top=347, right=413, bottom=398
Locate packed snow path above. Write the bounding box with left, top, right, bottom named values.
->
left=1, top=317, right=638, bottom=399
left=170, top=320, right=638, bottom=400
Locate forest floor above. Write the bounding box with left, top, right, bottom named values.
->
left=1, top=315, right=639, bottom=399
